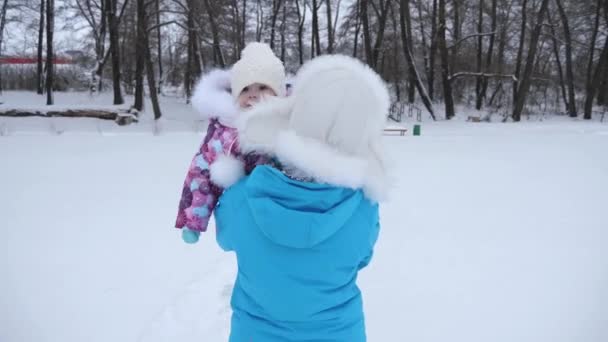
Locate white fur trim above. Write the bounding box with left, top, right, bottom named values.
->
left=210, top=154, right=246, bottom=188
left=275, top=131, right=388, bottom=202
left=236, top=96, right=295, bottom=154
left=191, top=69, right=238, bottom=124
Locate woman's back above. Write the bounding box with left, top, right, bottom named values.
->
left=216, top=166, right=379, bottom=342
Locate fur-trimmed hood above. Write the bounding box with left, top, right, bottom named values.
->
left=237, top=55, right=391, bottom=202
left=191, top=69, right=238, bottom=126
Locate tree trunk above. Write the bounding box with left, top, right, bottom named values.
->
left=389, top=3, right=401, bottom=101
left=513, top=0, right=528, bottom=106
left=106, top=0, right=124, bottom=105
left=155, top=0, right=163, bottom=94
left=184, top=0, right=202, bottom=101
left=133, top=0, right=145, bottom=112
left=555, top=0, right=576, bottom=117
left=475, top=0, right=484, bottom=110
left=480, top=0, right=497, bottom=106
left=269, top=0, right=283, bottom=50
left=416, top=0, right=429, bottom=91
left=584, top=28, right=608, bottom=119
left=45, top=0, right=54, bottom=105
left=512, top=0, right=550, bottom=122
left=598, top=63, right=608, bottom=106
left=312, top=0, right=321, bottom=57
left=98, top=0, right=106, bottom=91
left=404, top=0, right=415, bottom=103
left=37, top=0, right=45, bottom=95
left=241, top=0, right=247, bottom=52
left=204, top=0, right=225, bottom=67
left=361, top=0, right=373, bottom=66
left=489, top=0, right=510, bottom=107
left=138, top=0, right=161, bottom=119
left=145, top=39, right=162, bottom=120
left=428, top=0, right=438, bottom=100
left=547, top=13, right=568, bottom=113
left=353, top=0, right=361, bottom=57
left=295, top=0, right=305, bottom=65
left=438, top=0, right=454, bottom=119
left=0, top=0, right=9, bottom=93
left=371, top=0, right=390, bottom=70
left=231, top=0, right=240, bottom=61
left=255, top=0, right=263, bottom=42
left=326, top=0, right=334, bottom=53
left=400, top=0, right=435, bottom=119
left=280, top=3, right=286, bottom=61
left=585, top=0, right=601, bottom=106
left=453, top=0, right=461, bottom=42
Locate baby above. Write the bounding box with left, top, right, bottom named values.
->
left=175, top=42, right=286, bottom=243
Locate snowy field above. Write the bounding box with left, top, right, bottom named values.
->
left=1, top=91, right=608, bottom=342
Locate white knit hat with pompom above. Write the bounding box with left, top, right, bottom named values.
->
left=231, top=42, right=286, bottom=99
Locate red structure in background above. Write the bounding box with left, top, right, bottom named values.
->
left=0, top=57, right=73, bottom=65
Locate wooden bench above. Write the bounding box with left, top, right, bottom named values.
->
left=384, top=127, right=408, bottom=136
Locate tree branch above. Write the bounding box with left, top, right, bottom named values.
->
left=147, top=20, right=180, bottom=32
left=117, top=0, right=130, bottom=23
left=449, top=72, right=518, bottom=82
left=449, top=31, right=497, bottom=50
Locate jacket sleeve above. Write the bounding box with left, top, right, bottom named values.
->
left=175, top=124, right=225, bottom=233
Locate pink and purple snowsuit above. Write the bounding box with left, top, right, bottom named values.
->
left=175, top=69, right=272, bottom=233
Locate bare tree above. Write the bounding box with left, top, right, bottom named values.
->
left=37, top=0, right=45, bottom=95
left=155, top=0, right=163, bottom=93
left=311, top=0, right=321, bottom=57
left=371, top=0, right=389, bottom=70
left=554, top=0, right=576, bottom=116
left=428, top=0, right=437, bottom=100
left=361, top=0, right=372, bottom=65
left=513, top=0, right=528, bottom=105
left=584, top=0, right=602, bottom=113
left=183, top=0, right=202, bottom=100
left=295, top=0, right=306, bottom=65
left=360, top=0, right=389, bottom=70
left=547, top=12, right=568, bottom=112
left=399, top=0, right=435, bottom=119
left=438, top=0, right=454, bottom=119
left=0, top=0, right=9, bottom=92
left=269, top=0, right=284, bottom=51
left=106, top=0, right=124, bottom=104
left=133, top=0, right=160, bottom=118
left=583, top=0, right=608, bottom=120
left=403, top=0, right=415, bottom=103
left=352, top=0, right=361, bottom=57
left=46, top=0, right=54, bottom=105
left=280, top=1, right=286, bottom=61
left=475, top=0, right=484, bottom=110
left=480, top=0, right=497, bottom=108
left=512, top=0, right=551, bottom=122
left=133, top=0, right=145, bottom=111
left=203, top=0, right=225, bottom=67
left=326, top=0, right=334, bottom=53
left=73, top=0, right=107, bottom=92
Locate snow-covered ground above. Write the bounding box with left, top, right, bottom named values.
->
left=1, top=92, right=608, bottom=342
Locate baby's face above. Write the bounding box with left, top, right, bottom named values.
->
left=237, top=83, right=277, bottom=109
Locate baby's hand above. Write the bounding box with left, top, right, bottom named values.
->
left=182, top=228, right=201, bottom=244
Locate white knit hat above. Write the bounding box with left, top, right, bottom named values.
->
left=236, top=55, right=391, bottom=202
left=231, top=42, right=286, bottom=99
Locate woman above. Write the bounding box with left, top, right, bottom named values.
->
left=214, top=55, right=390, bottom=342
